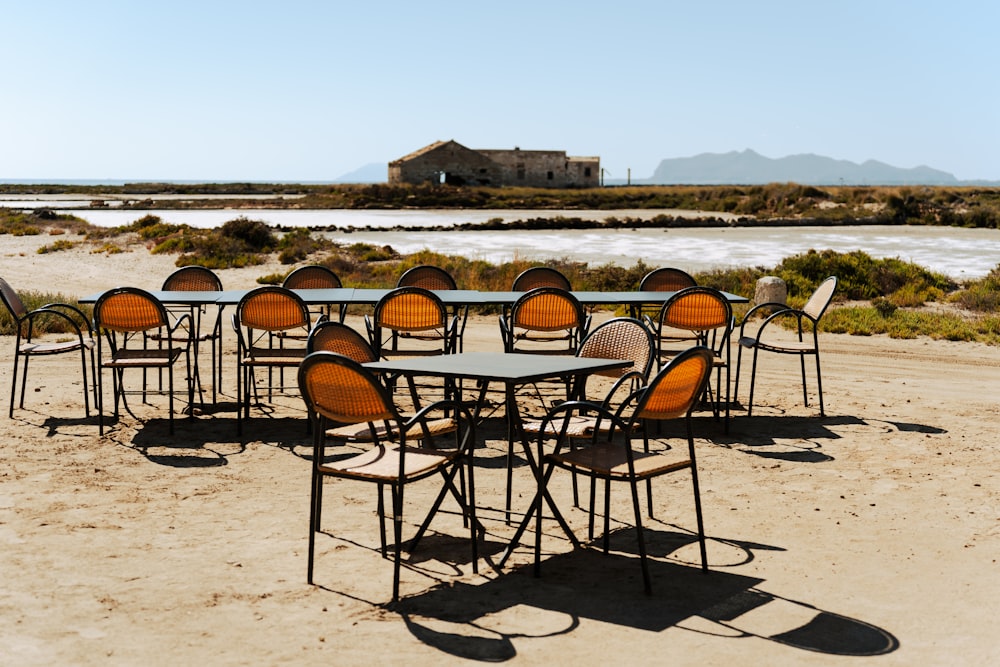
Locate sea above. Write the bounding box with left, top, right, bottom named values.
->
left=2, top=199, right=998, bottom=279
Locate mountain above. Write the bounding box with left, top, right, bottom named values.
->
left=646, top=149, right=959, bottom=185
left=333, top=163, right=387, bottom=183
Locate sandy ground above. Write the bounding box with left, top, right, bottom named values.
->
left=1, top=237, right=999, bottom=666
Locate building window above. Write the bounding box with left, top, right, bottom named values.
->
left=547, top=171, right=554, bottom=180
left=584, top=167, right=592, bottom=177
left=517, top=168, right=525, bottom=180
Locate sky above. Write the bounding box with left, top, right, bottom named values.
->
left=3, top=1, right=998, bottom=182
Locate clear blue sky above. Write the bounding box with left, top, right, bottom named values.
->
left=3, top=1, right=997, bottom=182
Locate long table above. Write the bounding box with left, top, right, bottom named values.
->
left=80, top=287, right=748, bottom=307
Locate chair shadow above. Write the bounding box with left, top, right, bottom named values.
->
left=116, top=414, right=309, bottom=467
left=394, top=534, right=899, bottom=661
left=689, top=414, right=879, bottom=463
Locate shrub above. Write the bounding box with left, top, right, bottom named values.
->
left=257, top=272, right=286, bottom=285
left=0, top=290, right=91, bottom=335
left=950, top=265, right=1000, bottom=312
left=37, top=239, right=76, bottom=253
left=220, top=217, right=276, bottom=251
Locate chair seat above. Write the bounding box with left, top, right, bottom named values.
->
left=317, top=443, right=458, bottom=482
left=739, top=336, right=817, bottom=353
left=106, top=348, right=182, bottom=368
left=547, top=443, right=692, bottom=480
left=19, top=338, right=95, bottom=355
left=149, top=331, right=217, bottom=344
left=326, top=417, right=457, bottom=443
left=242, top=348, right=307, bottom=366
left=522, top=413, right=635, bottom=439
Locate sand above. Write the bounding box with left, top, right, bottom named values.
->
left=1, top=235, right=998, bottom=666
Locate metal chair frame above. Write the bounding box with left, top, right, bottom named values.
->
left=735, top=276, right=837, bottom=417
left=1, top=277, right=97, bottom=419
left=521, top=346, right=715, bottom=594
left=396, top=265, right=468, bottom=351
left=93, top=287, right=193, bottom=435
left=499, top=287, right=590, bottom=356
left=298, top=351, right=479, bottom=602
left=648, top=286, right=734, bottom=431
left=282, top=265, right=345, bottom=323
left=157, top=266, right=224, bottom=404
left=232, top=286, right=312, bottom=435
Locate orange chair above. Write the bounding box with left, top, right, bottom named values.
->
left=298, top=351, right=479, bottom=602
left=365, top=287, right=457, bottom=359
left=92, top=288, right=193, bottom=435
left=530, top=346, right=715, bottom=594
left=499, top=287, right=590, bottom=355
left=232, top=286, right=312, bottom=435
left=396, top=265, right=468, bottom=351
left=282, top=265, right=345, bottom=323
left=156, top=266, right=224, bottom=403
left=512, top=266, right=571, bottom=291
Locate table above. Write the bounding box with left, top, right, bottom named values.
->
left=80, top=287, right=747, bottom=309
left=364, top=352, right=632, bottom=529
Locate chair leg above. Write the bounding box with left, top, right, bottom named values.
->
left=97, top=364, right=104, bottom=435
left=167, top=363, right=174, bottom=435
left=799, top=353, right=809, bottom=407
left=687, top=421, right=709, bottom=573
left=587, top=471, right=597, bottom=541
left=733, top=343, right=743, bottom=403
left=603, top=477, right=611, bottom=553
left=747, top=349, right=760, bottom=417
left=814, top=351, right=825, bottom=416
left=391, top=483, right=404, bottom=602
left=79, top=346, right=92, bottom=417
left=18, top=353, right=30, bottom=412
left=504, top=435, right=515, bottom=525
left=629, top=478, right=652, bottom=595
left=308, top=471, right=321, bottom=584
left=9, top=351, right=20, bottom=418
left=377, top=483, right=387, bottom=558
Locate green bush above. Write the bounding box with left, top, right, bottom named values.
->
left=950, top=265, right=1000, bottom=312
left=37, top=239, right=77, bottom=253
left=220, top=217, right=276, bottom=251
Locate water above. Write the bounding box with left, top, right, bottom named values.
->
left=4, top=204, right=998, bottom=278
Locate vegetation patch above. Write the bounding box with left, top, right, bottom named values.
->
left=0, top=291, right=92, bottom=336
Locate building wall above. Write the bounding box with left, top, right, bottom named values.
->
left=389, top=142, right=600, bottom=188
left=389, top=142, right=499, bottom=186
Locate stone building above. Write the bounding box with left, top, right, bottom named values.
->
left=388, top=140, right=600, bottom=188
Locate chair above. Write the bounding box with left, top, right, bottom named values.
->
left=282, top=265, right=345, bottom=323
left=365, top=287, right=457, bottom=359
left=307, top=320, right=378, bottom=361
left=519, top=317, right=655, bottom=518
left=647, top=286, right=733, bottom=431
left=512, top=267, right=571, bottom=291
left=157, top=266, right=224, bottom=404
left=397, top=265, right=458, bottom=291
left=396, top=265, right=468, bottom=351
left=632, top=266, right=698, bottom=326
left=1, top=277, right=97, bottom=419
left=232, top=286, right=312, bottom=435
left=92, top=287, right=193, bottom=435
left=499, top=287, right=590, bottom=355
left=735, top=276, right=837, bottom=417
left=531, top=346, right=715, bottom=594
left=298, top=351, right=479, bottom=602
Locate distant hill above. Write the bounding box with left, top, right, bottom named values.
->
left=644, top=149, right=960, bottom=186
left=333, top=163, right=387, bottom=184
